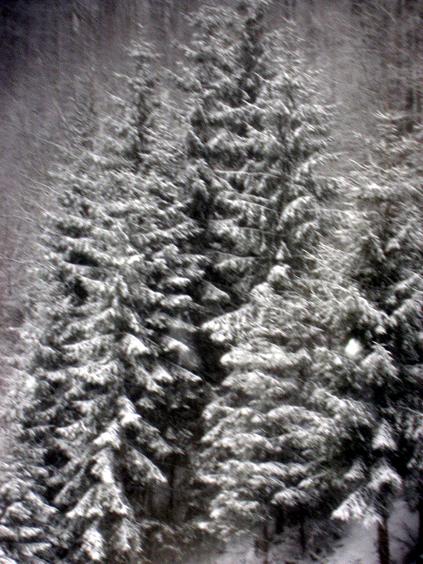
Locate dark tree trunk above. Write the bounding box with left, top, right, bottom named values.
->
left=255, top=521, right=272, bottom=564
left=377, top=512, right=391, bottom=564
left=417, top=489, right=423, bottom=559
left=168, top=460, right=176, bottom=521
left=261, top=532, right=270, bottom=564
left=273, top=506, right=285, bottom=535
left=298, top=514, right=307, bottom=554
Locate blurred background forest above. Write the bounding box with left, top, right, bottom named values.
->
left=0, top=0, right=422, bottom=377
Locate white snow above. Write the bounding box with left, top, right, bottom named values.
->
left=327, top=499, right=417, bottom=564
left=372, top=421, right=397, bottom=452
left=187, top=499, right=418, bottom=564
left=344, top=338, right=363, bottom=359
left=163, top=336, right=190, bottom=357
left=123, top=334, right=149, bottom=357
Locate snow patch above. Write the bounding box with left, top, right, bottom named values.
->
left=187, top=499, right=417, bottom=564
left=344, top=338, right=362, bottom=359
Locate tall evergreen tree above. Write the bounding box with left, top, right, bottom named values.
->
left=309, top=112, right=423, bottom=564
left=53, top=40, right=206, bottom=563
left=138, top=101, right=208, bottom=559
left=3, top=69, right=106, bottom=561
left=178, top=2, right=239, bottom=323
left=199, top=25, right=338, bottom=558
left=46, top=42, right=165, bottom=563
left=3, top=39, right=161, bottom=562
left=180, top=0, right=293, bottom=326
left=201, top=0, right=275, bottom=307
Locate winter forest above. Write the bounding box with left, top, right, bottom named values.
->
left=0, top=0, right=422, bottom=563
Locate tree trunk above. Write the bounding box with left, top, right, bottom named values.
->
left=417, top=489, right=423, bottom=559
left=377, top=512, right=391, bottom=564
left=168, top=460, right=176, bottom=521
left=254, top=521, right=271, bottom=564
left=299, top=515, right=306, bottom=554
left=262, top=533, right=270, bottom=564
left=273, top=506, right=285, bottom=535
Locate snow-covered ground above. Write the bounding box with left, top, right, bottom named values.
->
left=191, top=499, right=418, bottom=564
left=327, top=500, right=417, bottom=564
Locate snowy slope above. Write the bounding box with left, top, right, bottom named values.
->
left=192, top=499, right=418, bottom=564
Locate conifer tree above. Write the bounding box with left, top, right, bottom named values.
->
left=45, top=42, right=162, bottom=562
left=199, top=1, right=330, bottom=314
left=139, top=101, right=208, bottom=558
left=2, top=40, right=158, bottom=562
left=55, top=260, right=172, bottom=563
left=309, top=112, right=423, bottom=564
left=183, top=1, right=334, bottom=384
left=178, top=3, right=238, bottom=322
left=0, top=382, right=57, bottom=563
left=199, top=27, right=338, bottom=557
left=52, top=40, right=206, bottom=562
left=181, top=0, right=292, bottom=323
left=202, top=0, right=275, bottom=307
left=180, top=1, right=278, bottom=322
left=4, top=69, right=106, bottom=561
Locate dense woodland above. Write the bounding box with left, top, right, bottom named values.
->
left=0, top=1, right=422, bottom=563
left=1, top=0, right=422, bottom=315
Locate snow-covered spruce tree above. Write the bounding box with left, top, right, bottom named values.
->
left=180, top=8, right=333, bottom=486
left=105, top=48, right=208, bottom=561
left=201, top=0, right=276, bottom=309
left=176, top=0, right=276, bottom=547
left=204, top=22, right=334, bottom=349
left=201, top=1, right=330, bottom=315
left=0, top=372, right=57, bottom=563
left=180, top=0, right=293, bottom=325
left=137, top=100, right=209, bottom=559
left=55, top=262, right=171, bottom=563
left=372, top=117, right=423, bottom=564
left=3, top=40, right=158, bottom=562
left=178, top=3, right=239, bottom=326
left=43, top=42, right=158, bottom=562
left=309, top=112, right=423, bottom=564
left=0, top=454, right=56, bottom=563
left=5, top=70, right=107, bottom=561
left=199, top=32, right=338, bottom=558
left=52, top=41, right=206, bottom=562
